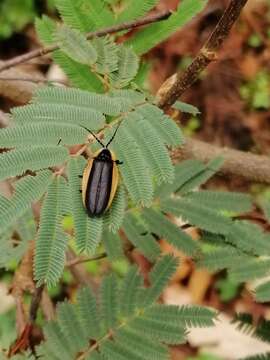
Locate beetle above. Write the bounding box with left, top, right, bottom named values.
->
left=80, top=122, right=123, bottom=217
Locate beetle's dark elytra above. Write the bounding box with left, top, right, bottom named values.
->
left=85, top=149, right=114, bottom=216
left=81, top=121, right=122, bottom=217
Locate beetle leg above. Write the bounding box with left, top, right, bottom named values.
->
left=57, top=138, right=62, bottom=146
left=79, top=190, right=82, bottom=193
left=78, top=175, right=83, bottom=178
left=115, top=160, right=123, bottom=165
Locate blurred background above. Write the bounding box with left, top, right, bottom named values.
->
left=0, top=0, right=270, bottom=359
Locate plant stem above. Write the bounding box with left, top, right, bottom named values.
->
left=157, top=0, right=249, bottom=109
left=0, top=10, right=171, bottom=73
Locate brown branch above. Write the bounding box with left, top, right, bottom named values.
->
left=29, top=285, right=44, bottom=323
left=154, top=0, right=270, bottom=184
left=171, top=138, right=270, bottom=184
left=66, top=252, right=107, bottom=267
left=157, top=0, right=249, bottom=109
left=0, top=10, right=171, bottom=73
left=0, top=76, right=66, bottom=85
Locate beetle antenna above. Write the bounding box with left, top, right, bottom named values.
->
left=81, top=126, right=105, bottom=148
left=106, top=120, right=122, bottom=148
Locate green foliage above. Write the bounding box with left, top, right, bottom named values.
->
left=215, top=276, right=240, bottom=302
left=0, top=146, right=69, bottom=181
left=255, top=281, right=270, bottom=303
left=92, top=36, right=119, bottom=75
left=259, top=198, right=270, bottom=222
left=122, top=212, right=161, bottom=261
left=128, top=0, right=207, bottom=54
left=110, top=45, right=139, bottom=88
left=0, top=123, right=87, bottom=147
left=55, top=25, right=98, bottom=65
left=55, top=0, right=114, bottom=32
left=104, top=184, right=126, bottom=233
left=233, top=313, right=270, bottom=360
left=116, top=0, right=159, bottom=23
left=185, top=190, right=252, bottom=213
left=240, top=70, right=270, bottom=110
left=142, top=208, right=199, bottom=256
left=54, top=0, right=96, bottom=32
left=34, top=177, right=69, bottom=287
left=0, top=170, right=52, bottom=236
left=173, top=100, right=201, bottom=116
left=226, top=221, right=270, bottom=256
left=2, top=1, right=269, bottom=356
left=0, top=0, right=36, bottom=39
left=160, top=198, right=232, bottom=234
left=37, top=257, right=217, bottom=359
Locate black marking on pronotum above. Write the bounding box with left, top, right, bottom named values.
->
left=81, top=122, right=122, bottom=217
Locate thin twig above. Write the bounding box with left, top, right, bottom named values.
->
left=0, top=10, right=171, bottom=73
left=0, top=76, right=66, bottom=85
left=157, top=0, right=249, bottom=109
left=171, top=138, right=270, bottom=184
left=29, top=285, right=45, bottom=323
left=66, top=252, right=107, bottom=267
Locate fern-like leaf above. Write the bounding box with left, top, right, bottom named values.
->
left=57, top=302, right=88, bottom=353
left=0, top=146, right=69, bottom=181
left=110, top=45, right=139, bottom=88
left=34, top=86, right=121, bottom=116
left=119, top=265, right=143, bottom=318
left=255, top=281, right=270, bottom=303
left=197, top=246, right=250, bottom=272
left=53, top=50, right=104, bottom=92
left=177, top=157, right=224, bottom=194
left=0, top=170, right=52, bottom=235
left=92, top=36, right=119, bottom=75
left=129, top=316, right=187, bottom=345
left=41, top=321, right=74, bottom=359
left=128, top=0, right=207, bottom=54
left=142, top=208, right=199, bottom=256
left=137, top=103, right=184, bottom=147
left=125, top=111, right=174, bottom=184
left=35, top=16, right=103, bottom=92
left=229, top=258, right=270, bottom=282
left=114, top=327, right=168, bottom=360
left=226, top=221, right=270, bottom=256
left=80, top=0, right=114, bottom=29
left=0, top=123, right=87, bottom=147
left=156, top=159, right=205, bottom=198
left=76, top=287, right=103, bottom=340
left=122, top=212, right=161, bottom=261
left=173, top=100, right=200, bottom=116
left=34, top=177, right=69, bottom=287
left=100, top=274, right=119, bottom=332
left=143, top=254, right=178, bottom=307
left=104, top=184, right=126, bottom=233
left=55, top=24, right=97, bottom=65
left=12, top=103, right=105, bottom=129
left=185, top=190, right=253, bottom=213
left=38, top=258, right=216, bottom=359
left=35, top=15, right=55, bottom=45
left=110, top=89, right=146, bottom=112
left=102, top=230, right=124, bottom=261
left=161, top=197, right=232, bottom=234
left=116, top=0, right=159, bottom=23
left=111, top=125, right=153, bottom=206
left=55, top=0, right=94, bottom=32
left=144, top=304, right=216, bottom=328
